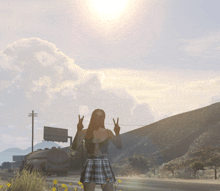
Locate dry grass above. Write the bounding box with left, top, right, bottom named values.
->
left=0, top=168, right=122, bottom=191
left=0, top=167, right=54, bottom=191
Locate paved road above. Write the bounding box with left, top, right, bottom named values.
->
left=113, top=178, right=220, bottom=191
left=1, top=172, right=220, bottom=191
left=41, top=177, right=220, bottom=191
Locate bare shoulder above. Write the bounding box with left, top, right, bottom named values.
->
left=106, top=129, right=114, bottom=139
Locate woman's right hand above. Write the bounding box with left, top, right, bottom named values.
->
left=77, top=115, right=84, bottom=132
left=113, top=118, right=120, bottom=135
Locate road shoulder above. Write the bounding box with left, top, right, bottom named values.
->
left=115, top=176, right=220, bottom=184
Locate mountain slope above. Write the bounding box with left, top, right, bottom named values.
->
left=108, top=102, right=220, bottom=165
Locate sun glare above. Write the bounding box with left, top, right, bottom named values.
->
left=90, top=0, right=127, bottom=18
left=77, top=0, right=158, bottom=41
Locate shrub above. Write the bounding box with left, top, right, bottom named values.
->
left=190, top=161, right=205, bottom=178
left=127, top=155, right=150, bottom=175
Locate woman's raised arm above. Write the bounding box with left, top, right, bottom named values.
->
left=108, top=118, right=122, bottom=149
left=107, top=129, right=122, bottom=149
left=72, top=115, right=85, bottom=150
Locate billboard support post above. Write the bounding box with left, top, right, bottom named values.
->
left=68, top=136, right=72, bottom=147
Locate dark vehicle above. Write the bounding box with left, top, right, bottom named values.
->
left=19, top=147, right=70, bottom=176
left=7, top=168, right=14, bottom=173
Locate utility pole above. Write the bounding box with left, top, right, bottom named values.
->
left=28, top=110, right=38, bottom=153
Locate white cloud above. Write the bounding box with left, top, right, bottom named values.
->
left=97, top=69, right=220, bottom=121
left=32, top=76, right=51, bottom=92
left=0, top=37, right=84, bottom=98
left=211, top=95, right=220, bottom=104
left=79, top=105, right=90, bottom=116
left=0, top=0, right=169, bottom=72
left=35, top=51, right=58, bottom=67
left=180, top=32, right=220, bottom=58
left=0, top=38, right=154, bottom=152
left=2, top=134, right=16, bottom=143
left=1, top=37, right=220, bottom=152
left=183, top=78, right=220, bottom=91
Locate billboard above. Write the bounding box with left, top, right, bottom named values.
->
left=13, top=155, right=26, bottom=162
left=44, top=126, right=68, bottom=142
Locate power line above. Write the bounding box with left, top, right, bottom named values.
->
left=82, top=118, right=220, bottom=127
left=156, top=119, right=220, bottom=126
left=83, top=119, right=144, bottom=126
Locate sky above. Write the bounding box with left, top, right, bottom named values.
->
left=1, top=0, right=220, bottom=153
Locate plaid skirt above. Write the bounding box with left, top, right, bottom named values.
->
left=80, top=156, right=116, bottom=185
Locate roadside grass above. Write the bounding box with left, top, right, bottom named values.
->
left=0, top=168, right=122, bottom=191
left=0, top=167, right=53, bottom=191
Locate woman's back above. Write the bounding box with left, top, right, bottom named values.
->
left=84, top=127, right=121, bottom=156
left=84, top=128, right=109, bottom=156
left=92, top=127, right=108, bottom=143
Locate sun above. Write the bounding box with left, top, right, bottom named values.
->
left=89, top=0, right=127, bottom=18
left=77, top=0, right=152, bottom=40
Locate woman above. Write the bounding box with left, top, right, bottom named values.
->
left=72, top=109, right=122, bottom=191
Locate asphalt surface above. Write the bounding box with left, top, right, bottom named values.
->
left=1, top=172, right=220, bottom=191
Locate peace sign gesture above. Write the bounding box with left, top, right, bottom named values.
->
left=113, top=118, right=120, bottom=135
left=77, top=115, right=84, bottom=132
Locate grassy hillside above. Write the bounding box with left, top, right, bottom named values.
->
left=108, top=102, right=220, bottom=165
left=162, top=145, right=220, bottom=172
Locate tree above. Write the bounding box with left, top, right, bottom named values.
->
left=127, top=155, right=150, bottom=175
left=190, top=161, right=205, bottom=178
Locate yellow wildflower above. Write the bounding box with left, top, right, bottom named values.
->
left=118, top=179, right=122, bottom=183
left=81, top=185, right=84, bottom=188
left=62, top=184, right=67, bottom=188
left=64, top=189, right=67, bottom=191
left=0, top=185, right=2, bottom=188
left=69, top=183, right=72, bottom=185
left=78, top=181, right=82, bottom=185
left=53, top=179, right=58, bottom=185
left=52, top=187, right=57, bottom=191
left=7, top=183, right=11, bottom=187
